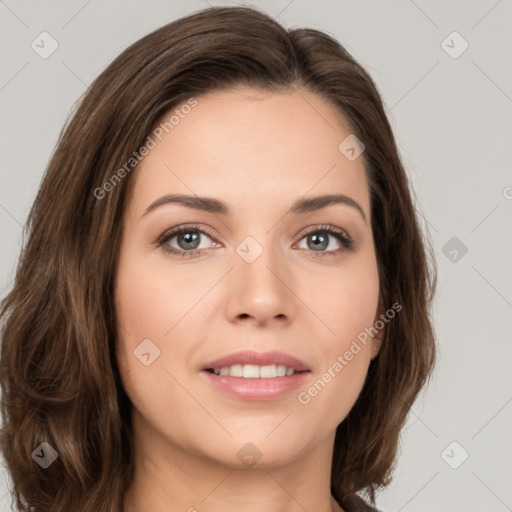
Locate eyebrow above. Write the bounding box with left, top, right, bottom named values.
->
left=142, top=193, right=367, bottom=224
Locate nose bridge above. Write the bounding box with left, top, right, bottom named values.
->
left=226, top=229, right=294, bottom=322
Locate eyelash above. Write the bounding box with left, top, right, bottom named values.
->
left=156, top=223, right=354, bottom=258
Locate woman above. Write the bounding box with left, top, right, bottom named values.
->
left=0, top=6, right=437, bottom=512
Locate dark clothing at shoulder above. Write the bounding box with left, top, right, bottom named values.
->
left=341, top=494, right=382, bottom=512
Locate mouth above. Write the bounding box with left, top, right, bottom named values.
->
left=200, top=350, right=311, bottom=400
left=204, top=364, right=309, bottom=378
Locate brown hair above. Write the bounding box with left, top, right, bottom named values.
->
left=0, top=6, right=436, bottom=511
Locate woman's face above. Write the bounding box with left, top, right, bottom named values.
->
left=115, top=85, right=382, bottom=469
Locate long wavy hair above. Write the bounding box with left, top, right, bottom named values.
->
left=0, top=6, right=437, bottom=512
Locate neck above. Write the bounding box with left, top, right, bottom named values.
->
left=123, top=409, right=344, bottom=512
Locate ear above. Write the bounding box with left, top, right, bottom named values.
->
left=370, top=298, right=386, bottom=360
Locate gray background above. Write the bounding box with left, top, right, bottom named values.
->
left=1, top=1, right=511, bottom=511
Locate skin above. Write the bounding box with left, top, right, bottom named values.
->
left=115, top=85, right=384, bottom=512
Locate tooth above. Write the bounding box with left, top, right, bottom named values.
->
left=210, top=364, right=299, bottom=378
left=276, top=365, right=287, bottom=377
left=230, top=364, right=243, bottom=377
left=259, top=364, right=277, bottom=378
left=242, top=364, right=260, bottom=378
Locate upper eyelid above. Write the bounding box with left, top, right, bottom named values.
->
left=159, top=224, right=218, bottom=243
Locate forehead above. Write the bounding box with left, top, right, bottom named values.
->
left=126, top=86, right=370, bottom=219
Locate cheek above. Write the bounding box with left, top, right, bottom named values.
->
left=114, top=248, right=197, bottom=341
left=297, top=349, right=370, bottom=432
left=113, top=249, right=205, bottom=420
left=295, top=255, right=379, bottom=420
left=296, top=289, right=377, bottom=431
left=307, top=253, right=380, bottom=347
left=114, top=261, right=193, bottom=440
left=114, top=251, right=168, bottom=404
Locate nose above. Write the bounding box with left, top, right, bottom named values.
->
left=224, top=241, right=296, bottom=327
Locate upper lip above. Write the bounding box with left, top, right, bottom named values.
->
left=202, top=350, right=310, bottom=372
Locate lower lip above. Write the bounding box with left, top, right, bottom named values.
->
left=201, top=370, right=310, bottom=401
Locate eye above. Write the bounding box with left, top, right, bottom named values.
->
left=157, top=224, right=219, bottom=257
left=156, top=223, right=354, bottom=258
left=295, top=224, right=354, bottom=257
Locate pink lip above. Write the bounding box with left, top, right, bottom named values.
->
left=201, top=350, right=310, bottom=372
left=201, top=371, right=310, bottom=401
